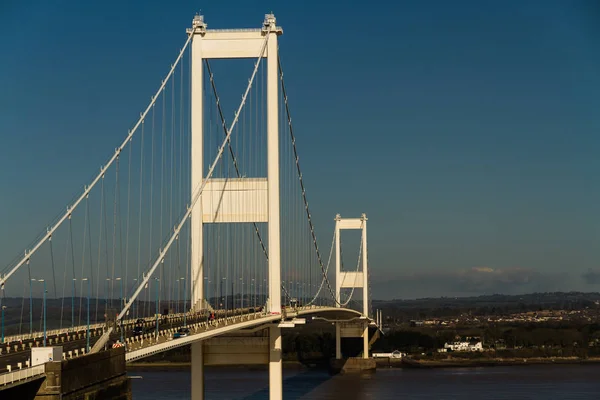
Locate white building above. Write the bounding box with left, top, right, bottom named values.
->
left=444, top=340, right=483, bottom=352
left=372, top=350, right=405, bottom=359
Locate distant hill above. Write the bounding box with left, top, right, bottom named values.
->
left=373, top=292, right=600, bottom=320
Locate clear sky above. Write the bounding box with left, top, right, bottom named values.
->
left=1, top=0, right=599, bottom=300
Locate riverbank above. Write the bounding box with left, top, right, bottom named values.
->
left=380, top=356, right=600, bottom=369
left=127, top=356, right=600, bottom=371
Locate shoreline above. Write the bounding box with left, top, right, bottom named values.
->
left=127, top=357, right=600, bottom=371
left=383, top=356, right=600, bottom=369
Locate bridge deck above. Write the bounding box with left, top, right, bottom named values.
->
left=124, top=306, right=367, bottom=362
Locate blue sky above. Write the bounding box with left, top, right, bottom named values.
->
left=1, top=0, right=600, bottom=300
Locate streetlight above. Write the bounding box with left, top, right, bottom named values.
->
left=132, top=278, right=138, bottom=319
left=154, top=278, right=159, bottom=337
left=221, top=277, right=226, bottom=312
left=182, top=277, right=187, bottom=327
left=31, top=279, right=47, bottom=346
left=105, top=278, right=111, bottom=317
left=72, top=278, right=76, bottom=330
left=203, top=276, right=208, bottom=312
left=116, top=277, right=123, bottom=344
left=28, top=268, right=32, bottom=335
left=82, top=278, right=90, bottom=353
left=0, top=284, right=4, bottom=343
left=176, top=278, right=180, bottom=315
left=1, top=305, right=6, bottom=344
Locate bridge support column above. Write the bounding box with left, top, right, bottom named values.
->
left=266, top=14, right=282, bottom=315
left=191, top=342, right=205, bottom=400
left=363, top=321, right=369, bottom=359
left=190, top=14, right=205, bottom=313
left=335, top=323, right=341, bottom=359
left=269, top=325, right=282, bottom=400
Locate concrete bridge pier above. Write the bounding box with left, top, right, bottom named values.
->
left=362, top=321, right=369, bottom=359
left=190, top=325, right=283, bottom=400
left=336, top=323, right=342, bottom=359
left=191, top=342, right=204, bottom=400
left=330, top=320, right=377, bottom=374
left=336, top=320, right=370, bottom=359
left=269, top=325, right=282, bottom=400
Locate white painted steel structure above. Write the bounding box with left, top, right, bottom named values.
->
left=334, top=213, right=370, bottom=360
left=187, top=14, right=283, bottom=400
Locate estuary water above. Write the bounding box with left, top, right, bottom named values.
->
left=130, top=364, right=600, bottom=399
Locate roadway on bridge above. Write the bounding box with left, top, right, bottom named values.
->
left=0, top=312, right=209, bottom=373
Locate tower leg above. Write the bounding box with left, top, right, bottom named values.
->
left=191, top=342, right=204, bottom=400
left=266, top=24, right=281, bottom=315
left=335, top=323, right=342, bottom=359
left=363, top=322, right=369, bottom=359
left=269, top=325, right=282, bottom=400
left=190, top=15, right=204, bottom=312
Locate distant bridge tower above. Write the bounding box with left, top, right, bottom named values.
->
left=335, top=213, right=369, bottom=315
left=187, top=13, right=283, bottom=400
left=334, top=213, right=370, bottom=359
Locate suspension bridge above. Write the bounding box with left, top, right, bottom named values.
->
left=0, top=14, right=380, bottom=399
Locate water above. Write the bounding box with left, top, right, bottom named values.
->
left=130, top=365, right=600, bottom=399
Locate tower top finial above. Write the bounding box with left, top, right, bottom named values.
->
left=262, top=13, right=282, bottom=34
left=191, top=14, right=207, bottom=33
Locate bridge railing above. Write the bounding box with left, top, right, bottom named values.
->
left=3, top=323, right=105, bottom=343
left=2, top=312, right=192, bottom=344
left=0, top=364, right=45, bottom=386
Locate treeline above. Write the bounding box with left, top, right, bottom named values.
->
left=372, top=322, right=600, bottom=356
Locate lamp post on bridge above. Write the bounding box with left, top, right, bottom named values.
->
left=82, top=278, right=90, bottom=353
left=104, top=278, right=110, bottom=318
left=72, top=278, right=76, bottom=330
left=203, top=276, right=210, bottom=309
left=1, top=305, right=6, bottom=344
left=28, top=271, right=32, bottom=335
left=203, top=276, right=208, bottom=312
left=240, top=277, right=244, bottom=310
left=132, top=278, right=138, bottom=319
left=220, top=277, right=226, bottom=313
left=251, top=278, right=255, bottom=308
left=116, top=277, right=123, bottom=344
left=176, top=278, right=181, bottom=314
left=154, top=277, right=159, bottom=338
left=182, top=277, right=187, bottom=327
left=31, top=279, right=47, bottom=346
left=0, top=283, right=4, bottom=344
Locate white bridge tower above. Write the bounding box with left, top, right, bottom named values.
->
left=187, top=13, right=283, bottom=400
left=334, top=213, right=370, bottom=359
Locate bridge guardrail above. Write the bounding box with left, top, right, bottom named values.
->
left=2, top=312, right=191, bottom=344
left=0, top=364, right=45, bottom=386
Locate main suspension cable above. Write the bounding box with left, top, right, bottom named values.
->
left=0, top=33, right=194, bottom=287
left=278, top=55, right=340, bottom=305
